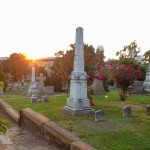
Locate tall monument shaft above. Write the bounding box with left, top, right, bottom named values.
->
left=31, top=63, right=35, bottom=83
left=74, top=27, right=84, bottom=71
left=64, top=27, right=91, bottom=112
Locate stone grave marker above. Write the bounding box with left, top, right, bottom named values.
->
left=63, top=27, right=93, bottom=116
left=123, top=106, right=131, bottom=117
left=18, top=82, right=23, bottom=92
left=42, top=95, right=49, bottom=102
left=36, top=73, right=46, bottom=98
left=30, top=94, right=37, bottom=103
left=95, top=110, right=105, bottom=121
left=28, top=63, right=39, bottom=97
left=90, top=78, right=106, bottom=95
left=44, top=86, right=54, bottom=95
left=143, top=56, right=150, bottom=90
left=146, top=104, right=150, bottom=115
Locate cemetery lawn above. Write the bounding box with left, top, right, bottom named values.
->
left=1, top=92, right=150, bottom=150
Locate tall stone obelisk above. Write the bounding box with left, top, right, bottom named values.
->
left=63, top=27, right=94, bottom=115
left=28, top=62, right=39, bottom=97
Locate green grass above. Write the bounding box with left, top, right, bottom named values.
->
left=0, top=91, right=150, bottom=150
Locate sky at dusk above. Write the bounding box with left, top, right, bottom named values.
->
left=0, top=0, right=150, bottom=59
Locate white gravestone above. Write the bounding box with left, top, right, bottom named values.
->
left=123, top=106, right=131, bottom=117
left=28, top=63, right=39, bottom=97
left=63, top=27, right=94, bottom=115
left=95, top=110, right=105, bottom=121
left=143, top=57, right=150, bottom=91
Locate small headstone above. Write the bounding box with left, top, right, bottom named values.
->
left=90, top=78, right=106, bottom=95
left=95, top=110, right=105, bottom=121
left=123, top=106, right=131, bottom=117
left=11, top=86, right=16, bottom=93
left=0, top=90, right=3, bottom=96
left=5, top=87, right=10, bottom=92
left=146, top=104, right=150, bottom=115
left=44, top=86, right=54, bottom=95
left=18, top=83, right=23, bottom=92
left=30, top=95, right=37, bottom=103
left=42, top=95, right=49, bottom=102
left=36, top=73, right=46, bottom=98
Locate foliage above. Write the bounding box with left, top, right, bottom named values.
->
left=0, top=63, right=7, bottom=89
left=0, top=118, right=10, bottom=134
left=105, top=62, right=142, bottom=100
left=2, top=53, right=30, bottom=82
left=0, top=81, right=4, bottom=90
left=143, top=50, right=150, bottom=63
left=116, top=40, right=140, bottom=60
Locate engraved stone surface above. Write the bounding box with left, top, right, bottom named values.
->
left=123, top=106, right=131, bottom=117
left=95, top=110, right=105, bottom=121
left=64, top=27, right=92, bottom=113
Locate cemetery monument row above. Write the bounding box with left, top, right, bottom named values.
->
left=63, top=27, right=94, bottom=115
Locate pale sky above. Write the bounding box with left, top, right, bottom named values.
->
left=0, top=0, right=150, bottom=59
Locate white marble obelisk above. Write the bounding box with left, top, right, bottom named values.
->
left=64, top=27, right=92, bottom=113
left=28, top=63, right=39, bottom=97
left=31, top=63, right=35, bottom=83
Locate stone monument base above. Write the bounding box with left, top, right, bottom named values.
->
left=63, top=108, right=95, bottom=116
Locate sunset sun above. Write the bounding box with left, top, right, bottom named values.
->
left=25, top=52, right=47, bottom=60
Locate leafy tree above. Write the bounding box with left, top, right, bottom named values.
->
left=116, top=41, right=145, bottom=81
left=2, top=53, right=30, bottom=82
left=105, top=61, right=142, bottom=101
left=143, top=50, right=150, bottom=63
left=116, top=40, right=140, bottom=61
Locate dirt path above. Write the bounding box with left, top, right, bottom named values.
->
left=0, top=112, right=60, bottom=150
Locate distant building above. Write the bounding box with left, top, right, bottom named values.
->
left=28, top=57, right=56, bottom=76
left=0, top=57, right=9, bottom=61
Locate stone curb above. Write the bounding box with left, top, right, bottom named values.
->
left=0, top=100, right=20, bottom=124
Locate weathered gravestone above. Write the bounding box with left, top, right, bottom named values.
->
left=123, top=106, right=131, bottom=117
left=146, top=104, right=150, bottom=115
left=44, top=86, right=54, bottom=95
left=0, top=90, right=3, bottom=96
left=5, top=86, right=10, bottom=92
left=18, top=82, right=23, bottom=92
left=63, top=27, right=94, bottom=116
left=36, top=73, right=46, bottom=98
left=30, top=94, right=37, bottom=103
left=95, top=110, right=105, bottom=121
left=131, top=81, right=148, bottom=94
left=28, top=63, right=39, bottom=97
left=90, top=78, right=106, bottom=95
left=42, top=95, right=49, bottom=102
left=143, top=56, right=150, bottom=91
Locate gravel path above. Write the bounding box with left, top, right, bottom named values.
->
left=0, top=112, right=60, bottom=150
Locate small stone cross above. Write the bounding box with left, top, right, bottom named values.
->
left=37, top=73, right=46, bottom=88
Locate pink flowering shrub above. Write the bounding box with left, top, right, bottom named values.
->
left=106, top=62, right=142, bottom=101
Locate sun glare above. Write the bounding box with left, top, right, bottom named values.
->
left=25, top=53, right=43, bottom=60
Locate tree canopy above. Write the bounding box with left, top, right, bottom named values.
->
left=2, top=53, right=30, bottom=81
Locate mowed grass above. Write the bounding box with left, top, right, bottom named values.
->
left=0, top=92, right=150, bottom=150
